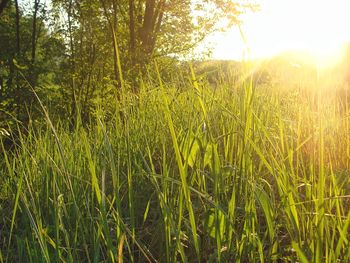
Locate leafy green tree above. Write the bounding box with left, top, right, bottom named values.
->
left=0, top=2, right=67, bottom=124
left=1, top=0, right=255, bottom=125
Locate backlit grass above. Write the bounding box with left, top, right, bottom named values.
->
left=1, top=64, right=350, bottom=262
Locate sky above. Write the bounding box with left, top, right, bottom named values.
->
left=205, top=0, right=350, bottom=63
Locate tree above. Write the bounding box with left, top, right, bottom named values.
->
left=31, top=0, right=40, bottom=64
left=94, top=0, right=255, bottom=83
left=14, top=0, right=20, bottom=54
left=0, top=2, right=67, bottom=123
left=0, top=0, right=255, bottom=126
left=0, top=0, right=9, bottom=16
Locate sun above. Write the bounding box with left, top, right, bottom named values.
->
left=209, top=0, right=350, bottom=66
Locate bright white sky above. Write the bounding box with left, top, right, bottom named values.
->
left=206, top=0, right=350, bottom=62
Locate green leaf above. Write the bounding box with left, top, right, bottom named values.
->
left=292, top=242, right=309, bottom=263
left=204, top=208, right=226, bottom=241
left=204, top=143, right=214, bottom=169
left=255, top=187, right=275, bottom=243
left=180, top=131, right=200, bottom=168
left=143, top=199, right=151, bottom=223
left=12, top=59, right=27, bottom=70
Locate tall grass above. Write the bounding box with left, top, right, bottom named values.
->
left=1, top=63, right=350, bottom=262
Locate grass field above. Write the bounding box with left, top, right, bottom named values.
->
left=1, top=63, right=350, bottom=262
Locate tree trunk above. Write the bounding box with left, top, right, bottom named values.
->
left=67, top=0, right=77, bottom=125
left=129, top=0, right=136, bottom=67
left=29, top=0, right=39, bottom=88
left=140, top=0, right=156, bottom=54
left=0, top=0, right=9, bottom=16
left=150, top=1, right=164, bottom=53
left=140, top=0, right=165, bottom=59
left=14, top=0, right=20, bottom=55
left=31, top=0, right=39, bottom=64
left=14, top=0, right=20, bottom=100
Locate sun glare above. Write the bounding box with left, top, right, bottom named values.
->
left=209, top=0, right=350, bottom=66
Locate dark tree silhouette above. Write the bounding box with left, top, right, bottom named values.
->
left=0, top=0, right=9, bottom=15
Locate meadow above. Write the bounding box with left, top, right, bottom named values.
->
left=1, top=61, right=350, bottom=262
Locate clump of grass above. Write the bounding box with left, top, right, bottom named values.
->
left=1, top=62, right=350, bottom=262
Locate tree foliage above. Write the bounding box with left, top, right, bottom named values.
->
left=0, top=0, right=253, bottom=125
